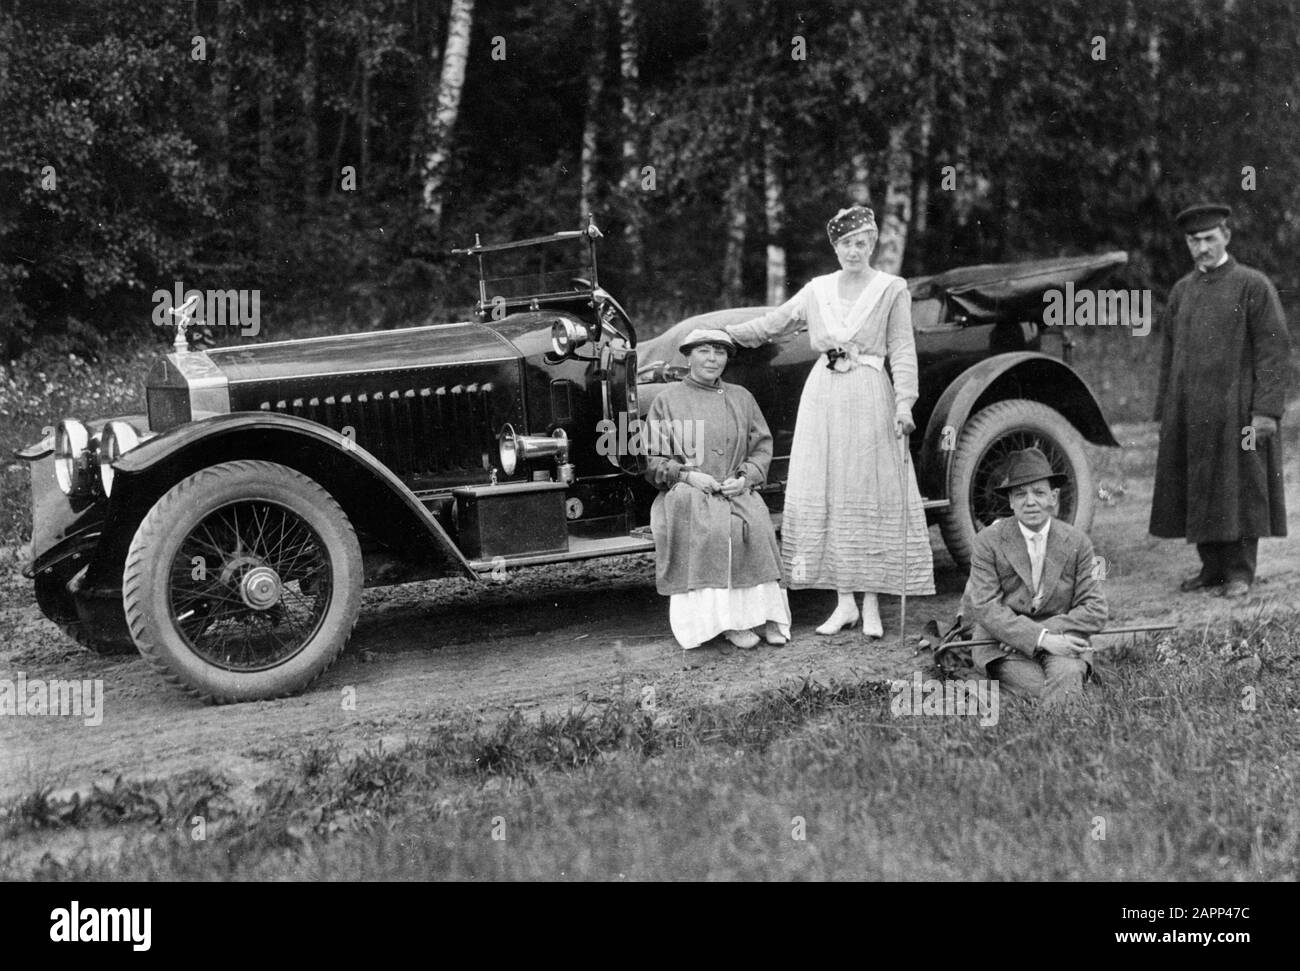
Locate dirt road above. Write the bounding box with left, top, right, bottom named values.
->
left=2, top=419, right=1296, bottom=801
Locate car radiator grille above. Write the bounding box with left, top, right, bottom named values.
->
left=258, top=382, right=497, bottom=475
left=147, top=387, right=192, bottom=431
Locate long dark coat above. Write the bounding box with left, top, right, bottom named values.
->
left=644, top=376, right=784, bottom=595
left=1150, top=257, right=1291, bottom=542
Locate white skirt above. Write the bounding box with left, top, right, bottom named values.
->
left=781, top=358, right=935, bottom=594
left=669, top=581, right=792, bottom=650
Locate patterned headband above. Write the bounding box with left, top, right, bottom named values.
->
left=827, top=205, right=877, bottom=244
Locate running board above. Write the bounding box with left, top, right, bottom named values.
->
left=468, top=533, right=656, bottom=572
left=466, top=499, right=952, bottom=572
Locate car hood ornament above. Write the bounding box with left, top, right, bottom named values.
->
left=168, top=294, right=201, bottom=352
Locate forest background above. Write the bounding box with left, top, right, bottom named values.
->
left=1, top=0, right=1297, bottom=358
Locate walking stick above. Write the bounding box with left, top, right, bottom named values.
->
left=899, top=431, right=910, bottom=651
left=928, top=623, right=1178, bottom=660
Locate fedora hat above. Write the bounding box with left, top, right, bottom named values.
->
left=993, top=447, right=1067, bottom=494
left=678, top=327, right=736, bottom=357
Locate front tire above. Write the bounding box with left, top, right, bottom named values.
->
left=123, top=460, right=363, bottom=703
left=938, top=399, right=1096, bottom=570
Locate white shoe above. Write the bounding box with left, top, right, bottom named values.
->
left=861, top=593, right=883, bottom=639
left=763, top=621, right=788, bottom=646
left=816, top=601, right=860, bottom=635
left=723, top=629, right=761, bottom=650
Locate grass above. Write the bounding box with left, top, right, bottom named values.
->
left=3, top=611, right=1298, bottom=880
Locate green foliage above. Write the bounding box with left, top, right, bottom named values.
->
left=0, top=2, right=217, bottom=354
left=1, top=0, right=1297, bottom=358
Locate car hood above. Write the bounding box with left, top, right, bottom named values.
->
left=203, top=321, right=521, bottom=385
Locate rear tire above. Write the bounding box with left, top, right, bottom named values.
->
left=123, top=460, right=363, bottom=703
left=938, top=399, right=1095, bottom=570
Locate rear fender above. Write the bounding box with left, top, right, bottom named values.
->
left=919, top=353, right=1118, bottom=499
left=85, top=412, right=478, bottom=590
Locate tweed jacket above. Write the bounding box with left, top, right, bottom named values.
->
left=959, top=516, right=1108, bottom=674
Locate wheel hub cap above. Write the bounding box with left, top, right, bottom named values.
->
left=240, top=566, right=282, bottom=610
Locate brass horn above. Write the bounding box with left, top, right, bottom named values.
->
left=498, top=424, right=570, bottom=478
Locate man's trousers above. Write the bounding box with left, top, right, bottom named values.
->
left=1196, top=538, right=1258, bottom=584
left=988, top=652, right=1089, bottom=706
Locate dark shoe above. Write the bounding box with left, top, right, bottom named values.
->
left=1219, top=579, right=1251, bottom=599
left=1179, top=573, right=1221, bottom=593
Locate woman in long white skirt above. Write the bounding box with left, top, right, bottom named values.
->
left=725, top=206, right=934, bottom=638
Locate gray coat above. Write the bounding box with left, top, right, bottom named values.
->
left=644, top=376, right=784, bottom=596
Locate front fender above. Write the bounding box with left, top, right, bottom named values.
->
left=919, top=352, right=1118, bottom=499
left=90, top=412, right=478, bottom=588
left=19, top=415, right=147, bottom=577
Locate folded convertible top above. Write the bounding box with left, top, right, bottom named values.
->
left=908, top=251, right=1129, bottom=324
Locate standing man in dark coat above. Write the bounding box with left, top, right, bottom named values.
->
left=1150, top=203, right=1292, bottom=598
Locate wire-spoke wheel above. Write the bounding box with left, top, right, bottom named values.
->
left=938, top=399, right=1095, bottom=570
left=124, top=460, right=362, bottom=703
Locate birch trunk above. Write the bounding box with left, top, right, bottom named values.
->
left=849, top=152, right=871, bottom=206
left=911, top=87, right=933, bottom=242
left=302, top=24, right=319, bottom=205
left=618, top=0, right=643, bottom=277
left=258, top=83, right=275, bottom=248
left=360, top=54, right=371, bottom=183
left=874, top=125, right=911, bottom=274
left=579, top=3, right=606, bottom=222
left=330, top=57, right=360, bottom=190
left=409, top=0, right=442, bottom=183
left=721, top=160, right=749, bottom=304
left=211, top=3, right=231, bottom=191
left=420, top=0, right=475, bottom=233
left=763, top=126, right=786, bottom=305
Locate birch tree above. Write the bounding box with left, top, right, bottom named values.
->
left=720, top=158, right=750, bottom=303
left=301, top=19, right=319, bottom=205
left=874, top=125, right=911, bottom=274
left=420, top=0, right=474, bottom=234
left=579, top=2, right=606, bottom=222
left=762, top=115, right=786, bottom=305
left=617, top=0, right=643, bottom=277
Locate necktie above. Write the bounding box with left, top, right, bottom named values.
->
left=1030, top=533, right=1045, bottom=603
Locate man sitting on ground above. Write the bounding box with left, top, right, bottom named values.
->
left=959, top=448, right=1108, bottom=706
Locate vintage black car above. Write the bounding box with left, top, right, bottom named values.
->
left=17, top=221, right=1124, bottom=703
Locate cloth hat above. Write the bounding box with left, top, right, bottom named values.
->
left=993, top=447, right=1067, bottom=494
left=678, top=327, right=736, bottom=357
left=827, top=205, right=877, bottom=244
left=1175, top=203, right=1231, bottom=234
